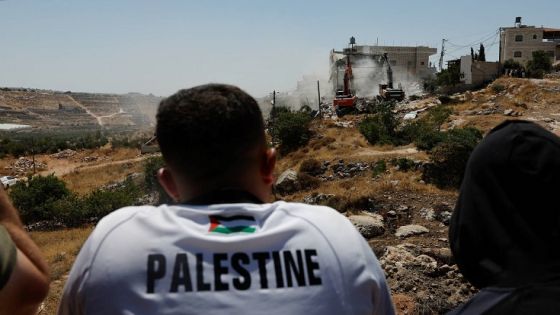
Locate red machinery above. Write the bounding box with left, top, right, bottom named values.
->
left=333, top=55, right=357, bottom=110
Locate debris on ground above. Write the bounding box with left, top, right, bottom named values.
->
left=50, top=149, right=77, bottom=159
left=4, top=157, right=48, bottom=175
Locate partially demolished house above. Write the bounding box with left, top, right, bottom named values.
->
left=329, top=40, right=437, bottom=95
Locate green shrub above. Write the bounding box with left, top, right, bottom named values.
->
left=297, top=173, right=320, bottom=191
left=9, top=172, right=144, bottom=227
left=427, top=106, right=453, bottom=126
left=10, top=174, right=70, bottom=223
left=143, top=156, right=173, bottom=205
left=359, top=117, right=384, bottom=145
left=299, top=159, right=324, bottom=176
left=50, top=195, right=88, bottom=228
left=436, top=65, right=461, bottom=87
left=372, top=160, right=387, bottom=177
left=269, top=107, right=313, bottom=153
left=413, top=128, right=447, bottom=151
left=423, top=78, right=438, bottom=93
left=527, top=50, right=553, bottom=78
left=438, top=95, right=453, bottom=105
left=84, top=179, right=141, bottom=218
left=0, top=131, right=109, bottom=158
left=399, top=105, right=452, bottom=150
left=144, top=157, right=164, bottom=192
left=50, top=179, right=142, bottom=228
left=491, top=84, right=506, bottom=93
left=503, top=59, right=523, bottom=70
left=359, top=102, right=400, bottom=145
left=391, top=158, right=416, bottom=172
left=422, top=127, right=482, bottom=188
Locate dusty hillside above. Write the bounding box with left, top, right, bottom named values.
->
left=272, top=76, right=560, bottom=313
left=0, top=88, right=161, bottom=130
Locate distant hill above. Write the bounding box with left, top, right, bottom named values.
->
left=0, top=88, right=162, bottom=131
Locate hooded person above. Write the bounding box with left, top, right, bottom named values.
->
left=448, top=120, right=560, bottom=314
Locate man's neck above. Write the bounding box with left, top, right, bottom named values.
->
left=184, top=188, right=264, bottom=205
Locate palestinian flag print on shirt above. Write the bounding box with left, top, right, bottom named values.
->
left=208, top=215, right=257, bottom=234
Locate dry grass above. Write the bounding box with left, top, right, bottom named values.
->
left=448, top=77, right=560, bottom=133
left=62, top=158, right=145, bottom=194
left=0, top=157, right=15, bottom=172
left=282, top=168, right=441, bottom=207
left=393, top=293, right=416, bottom=315
left=30, top=227, right=93, bottom=315
left=97, top=146, right=139, bottom=160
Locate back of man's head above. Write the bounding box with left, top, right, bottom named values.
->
left=156, top=84, right=265, bottom=186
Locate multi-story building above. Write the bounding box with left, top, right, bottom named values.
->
left=499, top=17, right=560, bottom=66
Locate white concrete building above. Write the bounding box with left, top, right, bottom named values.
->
left=460, top=56, right=500, bottom=85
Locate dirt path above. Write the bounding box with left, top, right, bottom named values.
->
left=66, top=95, right=124, bottom=127
left=353, top=146, right=419, bottom=157
left=39, top=155, right=155, bottom=177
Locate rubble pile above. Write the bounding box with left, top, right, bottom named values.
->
left=380, top=243, right=475, bottom=313
left=318, top=101, right=336, bottom=119
left=50, top=149, right=77, bottom=159
left=81, top=156, right=98, bottom=163
left=101, top=173, right=142, bottom=191
left=330, top=160, right=369, bottom=179
left=302, top=193, right=336, bottom=204
left=4, top=157, right=47, bottom=175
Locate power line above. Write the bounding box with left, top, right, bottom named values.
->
left=446, top=30, right=498, bottom=54
left=445, top=30, right=499, bottom=56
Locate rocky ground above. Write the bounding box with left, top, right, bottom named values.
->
left=272, top=76, right=560, bottom=314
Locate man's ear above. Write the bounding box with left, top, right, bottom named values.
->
left=261, top=148, right=276, bottom=185
left=157, top=167, right=181, bottom=202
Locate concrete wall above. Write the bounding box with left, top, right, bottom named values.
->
left=500, top=26, right=559, bottom=65
left=460, top=56, right=500, bottom=85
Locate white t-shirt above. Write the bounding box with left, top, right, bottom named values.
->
left=58, top=201, right=395, bottom=315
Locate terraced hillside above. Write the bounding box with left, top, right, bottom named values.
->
left=0, top=88, right=161, bottom=130
left=0, top=90, right=97, bottom=128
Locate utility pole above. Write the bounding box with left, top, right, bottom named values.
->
left=269, top=90, right=276, bottom=144
left=317, top=80, right=321, bottom=117
left=439, top=39, right=446, bottom=71
left=31, top=137, right=36, bottom=175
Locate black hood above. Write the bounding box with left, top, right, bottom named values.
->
left=450, top=120, right=560, bottom=289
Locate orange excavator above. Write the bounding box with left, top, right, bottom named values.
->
left=333, top=54, right=357, bottom=114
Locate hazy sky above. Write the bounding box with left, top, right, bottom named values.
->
left=0, top=0, right=558, bottom=97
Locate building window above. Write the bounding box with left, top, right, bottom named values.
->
left=514, top=51, right=522, bottom=58
left=533, top=34, right=538, bottom=40
left=515, top=35, right=523, bottom=42
left=420, top=61, right=425, bottom=65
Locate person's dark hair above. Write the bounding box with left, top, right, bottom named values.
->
left=156, top=84, right=265, bottom=184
